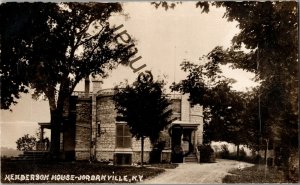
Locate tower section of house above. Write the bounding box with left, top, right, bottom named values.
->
left=94, top=88, right=151, bottom=165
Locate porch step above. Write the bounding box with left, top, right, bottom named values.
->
left=11, top=151, right=49, bottom=161
left=184, top=153, right=198, bottom=163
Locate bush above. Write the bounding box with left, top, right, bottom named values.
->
left=1, top=156, right=12, bottom=162
left=220, top=144, right=230, bottom=159
left=149, top=149, right=161, bottom=163
left=16, top=134, right=37, bottom=151
left=149, top=141, right=165, bottom=163
left=238, top=147, right=247, bottom=161
left=198, top=144, right=215, bottom=163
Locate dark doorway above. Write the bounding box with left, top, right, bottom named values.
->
left=171, top=126, right=183, bottom=163
left=182, top=129, right=194, bottom=154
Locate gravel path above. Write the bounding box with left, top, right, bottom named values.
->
left=141, top=159, right=254, bottom=184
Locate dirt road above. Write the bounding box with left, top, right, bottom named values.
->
left=141, top=159, right=254, bottom=184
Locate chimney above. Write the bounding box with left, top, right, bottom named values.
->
left=181, top=93, right=190, bottom=122
left=92, top=76, right=102, bottom=94
left=84, top=77, right=90, bottom=98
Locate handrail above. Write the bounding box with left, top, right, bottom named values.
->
left=195, top=146, right=200, bottom=163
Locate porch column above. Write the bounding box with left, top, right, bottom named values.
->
left=194, top=130, right=197, bottom=147
left=40, top=126, right=44, bottom=141
left=190, top=130, right=195, bottom=150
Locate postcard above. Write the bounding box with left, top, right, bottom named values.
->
left=1, top=1, right=298, bottom=183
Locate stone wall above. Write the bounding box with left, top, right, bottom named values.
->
left=94, top=94, right=152, bottom=163
left=75, top=150, right=90, bottom=160
left=190, top=104, right=203, bottom=145
left=158, top=130, right=172, bottom=149
left=181, top=94, right=190, bottom=122
left=96, top=96, right=117, bottom=151
left=76, top=98, right=92, bottom=123
left=95, top=150, right=115, bottom=161
left=132, top=138, right=151, bottom=152
left=132, top=151, right=150, bottom=164
left=169, top=99, right=181, bottom=121
left=75, top=98, right=92, bottom=160
left=131, top=137, right=151, bottom=163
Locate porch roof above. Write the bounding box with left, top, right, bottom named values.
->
left=171, top=120, right=200, bottom=128
left=38, top=122, right=51, bottom=129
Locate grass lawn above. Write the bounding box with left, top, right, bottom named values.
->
left=1, top=161, right=165, bottom=183
left=223, top=165, right=298, bottom=183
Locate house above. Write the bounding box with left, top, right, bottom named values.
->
left=38, top=78, right=204, bottom=165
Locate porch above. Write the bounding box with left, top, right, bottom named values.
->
left=36, top=122, right=51, bottom=151
left=37, top=120, right=76, bottom=161
left=169, top=120, right=201, bottom=163
left=9, top=123, right=51, bottom=161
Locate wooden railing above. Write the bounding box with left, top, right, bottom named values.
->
left=195, top=146, right=200, bottom=163
left=36, top=141, right=50, bottom=151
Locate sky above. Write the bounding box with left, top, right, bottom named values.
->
left=0, top=2, right=258, bottom=149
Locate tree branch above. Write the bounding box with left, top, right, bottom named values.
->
left=45, top=88, right=57, bottom=111
left=77, top=22, right=106, bottom=47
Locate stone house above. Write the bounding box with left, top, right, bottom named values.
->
left=39, top=79, right=204, bottom=165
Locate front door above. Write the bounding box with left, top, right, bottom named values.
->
left=171, top=125, right=183, bottom=163
left=182, top=129, right=194, bottom=155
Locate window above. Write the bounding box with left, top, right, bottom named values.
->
left=114, top=153, right=132, bottom=165
left=116, top=123, right=132, bottom=148
left=97, top=123, right=101, bottom=137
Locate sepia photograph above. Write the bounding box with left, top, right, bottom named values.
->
left=0, top=1, right=299, bottom=183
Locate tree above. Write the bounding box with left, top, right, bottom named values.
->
left=154, top=2, right=298, bottom=179
left=205, top=2, right=298, bottom=179
left=113, top=71, right=173, bottom=166
left=171, top=59, right=250, bottom=156
left=16, top=134, right=37, bottom=151
left=1, top=2, right=135, bottom=159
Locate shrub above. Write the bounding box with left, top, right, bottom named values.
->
left=238, top=147, right=247, bottom=161
left=1, top=155, right=11, bottom=162
left=149, top=141, right=165, bottom=163
left=198, top=144, right=215, bottom=163
left=220, top=144, right=230, bottom=159
left=16, top=134, right=37, bottom=151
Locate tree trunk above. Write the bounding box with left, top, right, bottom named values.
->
left=141, top=136, right=144, bottom=167
left=236, top=144, right=240, bottom=160
left=257, top=136, right=262, bottom=165
left=50, top=109, right=63, bottom=160
left=282, top=146, right=291, bottom=181
left=264, top=147, right=267, bottom=163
